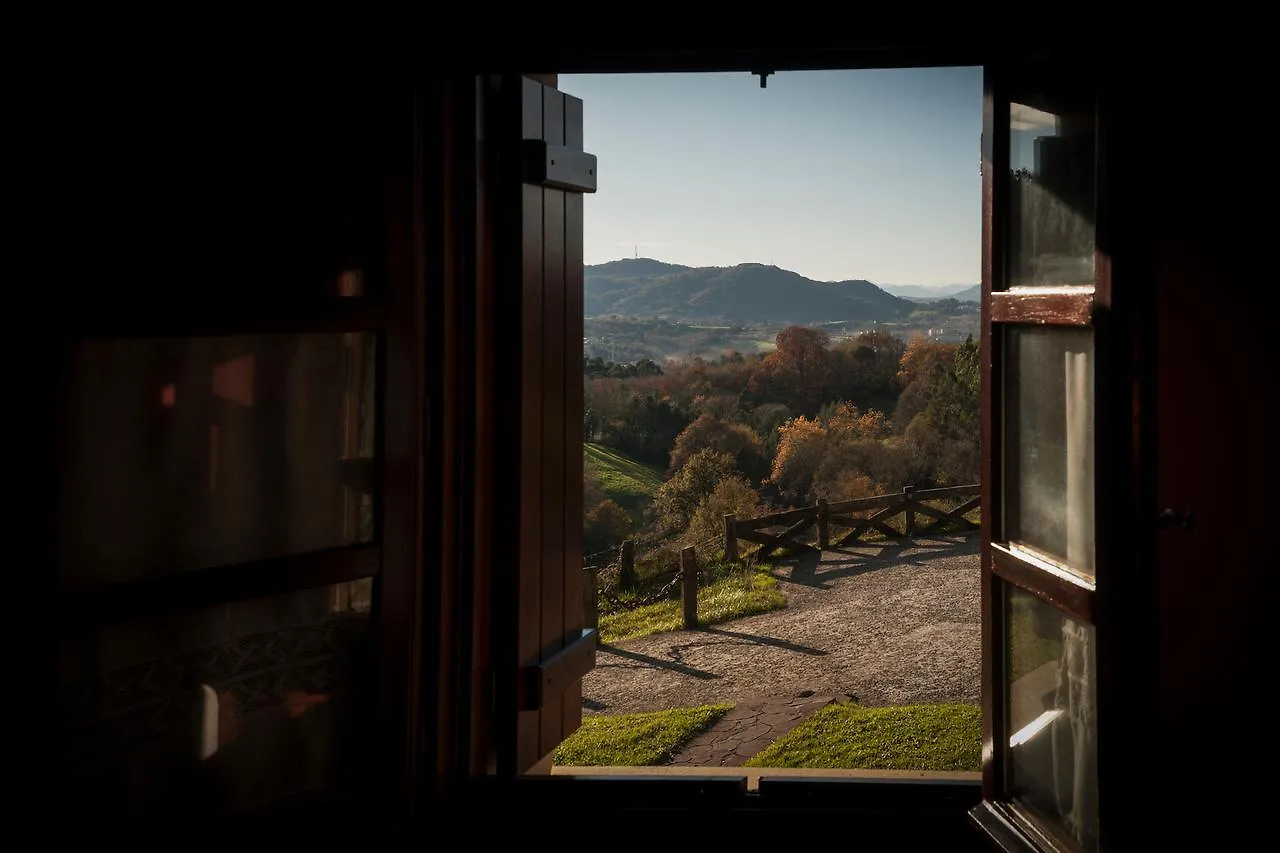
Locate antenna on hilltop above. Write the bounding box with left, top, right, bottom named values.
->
left=634, top=244, right=638, bottom=259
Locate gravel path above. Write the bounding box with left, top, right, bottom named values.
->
left=582, top=534, right=980, bottom=715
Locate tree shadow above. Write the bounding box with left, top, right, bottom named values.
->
left=595, top=643, right=720, bottom=680
left=581, top=696, right=608, bottom=711
left=770, top=533, right=980, bottom=589
left=697, top=626, right=828, bottom=656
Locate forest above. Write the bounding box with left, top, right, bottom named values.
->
left=583, top=325, right=980, bottom=559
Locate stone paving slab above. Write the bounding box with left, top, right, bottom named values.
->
left=667, top=690, right=855, bottom=767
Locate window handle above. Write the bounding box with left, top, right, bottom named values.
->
left=1159, top=508, right=1195, bottom=532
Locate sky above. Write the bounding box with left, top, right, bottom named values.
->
left=560, top=68, right=982, bottom=288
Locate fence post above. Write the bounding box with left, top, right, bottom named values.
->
left=619, top=539, right=636, bottom=589
left=903, top=484, right=915, bottom=537
left=816, top=498, right=829, bottom=550
left=723, top=513, right=737, bottom=562
left=681, top=546, right=698, bottom=629
left=584, top=565, right=599, bottom=636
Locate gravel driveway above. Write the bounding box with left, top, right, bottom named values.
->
left=582, top=534, right=980, bottom=715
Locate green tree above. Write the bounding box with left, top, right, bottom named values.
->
left=584, top=499, right=633, bottom=556
left=682, top=476, right=760, bottom=559
left=668, top=415, right=769, bottom=482
left=649, top=448, right=737, bottom=536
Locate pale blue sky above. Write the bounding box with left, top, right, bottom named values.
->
left=560, top=68, right=982, bottom=287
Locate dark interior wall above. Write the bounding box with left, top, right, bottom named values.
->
left=1147, top=64, right=1267, bottom=832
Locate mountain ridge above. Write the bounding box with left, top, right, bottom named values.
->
left=585, top=258, right=932, bottom=324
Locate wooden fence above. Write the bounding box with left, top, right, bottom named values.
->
left=725, top=483, right=981, bottom=561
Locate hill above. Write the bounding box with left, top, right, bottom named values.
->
left=950, top=284, right=980, bottom=302
left=585, top=442, right=664, bottom=518
left=878, top=283, right=975, bottom=300
left=585, top=259, right=917, bottom=325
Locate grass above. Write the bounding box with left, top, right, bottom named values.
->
left=598, top=569, right=786, bottom=644
left=553, top=704, right=731, bottom=766
left=746, top=703, right=981, bottom=771
left=585, top=442, right=664, bottom=513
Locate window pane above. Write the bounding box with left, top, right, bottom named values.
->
left=57, top=580, right=374, bottom=822
left=1007, top=99, right=1095, bottom=287
left=1005, top=587, right=1098, bottom=852
left=1004, top=327, right=1094, bottom=578
left=57, top=333, right=377, bottom=586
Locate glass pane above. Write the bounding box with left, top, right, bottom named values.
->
left=1004, top=327, right=1094, bottom=578
left=57, top=333, right=377, bottom=586
left=57, top=580, right=374, bottom=822
left=1005, top=587, right=1098, bottom=852
left=1007, top=98, right=1095, bottom=287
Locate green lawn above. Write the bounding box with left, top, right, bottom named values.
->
left=553, top=705, right=731, bottom=766
left=599, top=570, right=785, bottom=644
left=746, top=703, right=981, bottom=771
left=585, top=442, right=664, bottom=513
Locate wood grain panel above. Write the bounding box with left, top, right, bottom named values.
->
left=562, top=90, right=586, bottom=739
left=991, top=289, right=1093, bottom=326
left=517, top=75, right=544, bottom=773
left=538, top=84, right=568, bottom=758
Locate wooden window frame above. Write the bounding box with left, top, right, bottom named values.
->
left=970, top=59, right=1146, bottom=853
left=423, top=46, right=1148, bottom=845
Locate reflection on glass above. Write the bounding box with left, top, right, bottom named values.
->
left=57, top=334, right=377, bottom=586
left=1006, top=587, right=1098, bottom=852
left=1008, top=100, right=1095, bottom=287
left=57, top=581, right=374, bottom=821
left=1005, top=328, right=1094, bottom=578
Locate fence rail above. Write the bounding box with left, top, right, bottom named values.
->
left=580, top=485, right=980, bottom=637
left=726, top=483, right=981, bottom=561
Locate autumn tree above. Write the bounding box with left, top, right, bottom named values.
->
left=771, top=402, right=915, bottom=505
left=668, top=415, right=769, bottom=482
left=748, top=325, right=834, bottom=415
left=768, top=415, right=828, bottom=505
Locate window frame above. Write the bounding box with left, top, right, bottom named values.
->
left=970, top=59, right=1142, bottom=853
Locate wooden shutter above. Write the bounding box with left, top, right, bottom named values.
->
left=486, top=75, right=597, bottom=775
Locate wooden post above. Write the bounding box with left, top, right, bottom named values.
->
left=680, top=546, right=698, bottom=630
left=584, top=565, right=598, bottom=635
left=816, top=498, right=829, bottom=550
left=723, top=513, right=737, bottom=562
left=619, top=539, right=636, bottom=589
left=903, top=484, right=915, bottom=537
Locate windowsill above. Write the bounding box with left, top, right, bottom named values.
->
left=551, top=764, right=980, bottom=792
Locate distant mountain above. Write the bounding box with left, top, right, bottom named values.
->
left=950, top=285, right=980, bottom=302
left=585, top=259, right=916, bottom=324
left=878, top=283, right=975, bottom=300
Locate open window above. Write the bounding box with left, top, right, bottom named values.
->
left=970, top=57, right=1115, bottom=852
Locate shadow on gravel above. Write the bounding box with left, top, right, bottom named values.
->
left=697, top=627, right=828, bottom=656
left=596, top=644, right=720, bottom=680
left=774, top=534, right=980, bottom=589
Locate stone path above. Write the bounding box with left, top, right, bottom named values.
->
left=667, top=691, right=855, bottom=767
